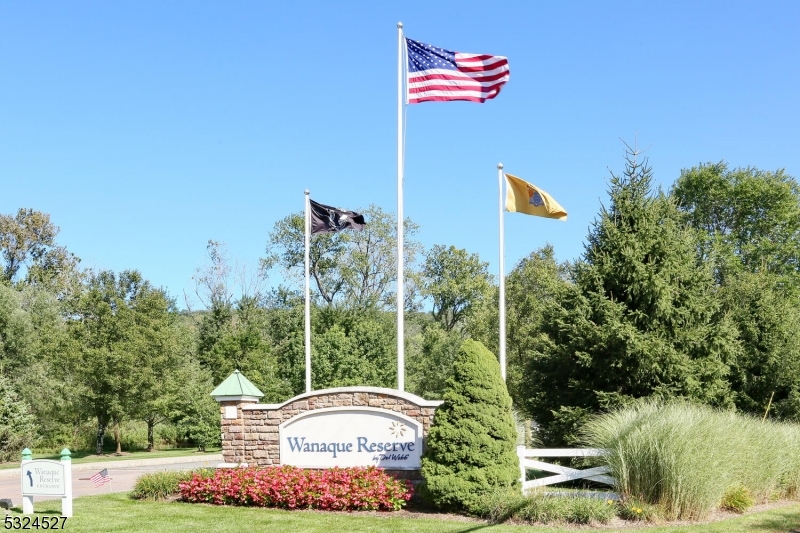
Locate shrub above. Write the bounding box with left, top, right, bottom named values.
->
left=179, top=465, right=412, bottom=511
left=0, top=375, right=37, bottom=461
left=420, top=340, right=519, bottom=511
left=175, top=393, right=222, bottom=451
left=720, top=484, right=754, bottom=513
left=155, top=423, right=179, bottom=447
left=618, top=498, right=658, bottom=521
left=131, top=470, right=198, bottom=500
left=119, top=420, right=148, bottom=451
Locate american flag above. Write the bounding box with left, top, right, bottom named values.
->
left=405, top=38, right=509, bottom=104
left=89, top=468, right=111, bottom=487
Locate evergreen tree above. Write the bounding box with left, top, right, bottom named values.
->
left=523, top=146, right=739, bottom=445
left=420, top=339, right=519, bottom=511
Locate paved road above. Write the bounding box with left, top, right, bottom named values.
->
left=0, top=455, right=222, bottom=505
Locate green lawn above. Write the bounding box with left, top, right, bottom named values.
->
left=0, top=448, right=221, bottom=470
left=11, top=493, right=800, bottom=533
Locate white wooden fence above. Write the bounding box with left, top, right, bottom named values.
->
left=516, top=445, right=619, bottom=500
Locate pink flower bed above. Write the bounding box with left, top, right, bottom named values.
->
left=179, top=465, right=413, bottom=511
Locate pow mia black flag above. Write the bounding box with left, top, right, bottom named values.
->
left=309, top=199, right=366, bottom=234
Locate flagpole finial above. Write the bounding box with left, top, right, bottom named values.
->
left=497, top=163, right=504, bottom=170
left=397, top=22, right=403, bottom=29
left=304, top=189, right=309, bottom=195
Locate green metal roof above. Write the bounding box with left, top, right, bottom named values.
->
left=210, top=369, right=264, bottom=398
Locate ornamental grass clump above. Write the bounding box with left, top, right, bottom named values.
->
left=581, top=399, right=800, bottom=520
left=471, top=489, right=616, bottom=525
left=776, top=423, right=800, bottom=498
left=131, top=469, right=214, bottom=500
left=517, top=493, right=615, bottom=525
left=179, top=465, right=412, bottom=511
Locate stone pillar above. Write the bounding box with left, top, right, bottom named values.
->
left=211, top=369, right=265, bottom=467
left=219, top=400, right=253, bottom=465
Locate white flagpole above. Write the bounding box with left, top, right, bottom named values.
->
left=498, top=163, right=507, bottom=381
left=397, top=22, right=406, bottom=391
left=304, top=190, right=312, bottom=392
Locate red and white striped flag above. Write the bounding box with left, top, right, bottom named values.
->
left=89, top=468, right=111, bottom=487
left=405, top=38, right=509, bottom=104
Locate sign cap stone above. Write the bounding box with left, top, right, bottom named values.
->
left=210, top=369, right=264, bottom=400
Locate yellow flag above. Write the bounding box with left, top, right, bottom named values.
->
left=504, top=173, right=567, bottom=220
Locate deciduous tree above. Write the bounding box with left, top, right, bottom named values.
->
left=191, top=241, right=291, bottom=401
left=263, top=205, right=422, bottom=311
left=501, top=246, right=572, bottom=407
left=672, top=163, right=800, bottom=420
left=406, top=320, right=464, bottom=400
left=420, top=245, right=492, bottom=331
left=0, top=209, right=80, bottom=298
left=69, top=270, right=186, bottom=454
left=0, top=375, right=37, bottom=461
left=672, top=163, right=800, bottom=287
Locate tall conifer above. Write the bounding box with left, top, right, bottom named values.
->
left=524, top=146, right=739, bottom=445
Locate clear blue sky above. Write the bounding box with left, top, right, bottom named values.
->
left=2, top=1, right=798, bottom=308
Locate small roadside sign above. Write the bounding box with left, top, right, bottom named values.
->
left=21, top=459, right=66, bottom=497
left=20, top=448, right=73, bottom=517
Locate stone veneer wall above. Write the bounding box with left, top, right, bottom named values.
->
left=219, top=387, right=441, bottom=478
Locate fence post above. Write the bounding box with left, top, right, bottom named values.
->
left=60, top=448, right=73, bottom=517
left=21, top=448, right=33, bottom=514
left=516, top=445, right=526, bottom=492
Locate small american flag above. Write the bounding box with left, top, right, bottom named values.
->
left=405, top=38, right=509, bottom=104
left=89, top=468, right=111, bottom=487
